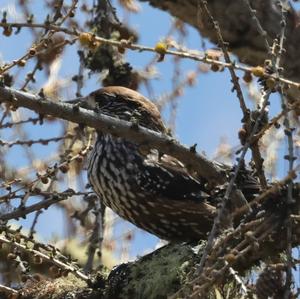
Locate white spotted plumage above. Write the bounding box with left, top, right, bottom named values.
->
left=85, top=86, right=222, bottom=241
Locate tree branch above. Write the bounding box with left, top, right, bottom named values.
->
left=0, top=86, right=225, bottom=183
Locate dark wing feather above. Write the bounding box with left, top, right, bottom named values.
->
left=137, top=152, right=209, bottom=202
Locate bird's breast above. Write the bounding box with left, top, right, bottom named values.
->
left=87, top=134, right=146, bottom=221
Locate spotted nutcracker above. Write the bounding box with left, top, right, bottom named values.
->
left=77, top=86, right=256, bottom=241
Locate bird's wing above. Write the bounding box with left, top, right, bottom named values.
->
left=137, top=150, right=209, bottom=201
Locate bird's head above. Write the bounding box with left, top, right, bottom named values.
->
left=76, top=86, right=166, bottom=133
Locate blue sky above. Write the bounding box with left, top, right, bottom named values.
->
left=0, top=0, right=297, bottom=262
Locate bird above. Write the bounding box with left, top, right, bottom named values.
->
left=80, top=86, right=255, bottom=241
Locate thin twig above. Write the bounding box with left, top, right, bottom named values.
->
left=84, top=201, right=105, bottom=273
left=0, top=116, right=41, bottom=129
left=0, top=234, right=89, bottom=281
left=0, top=284, right=18, bottom=296
left=28, top=210, right=42, bottom=238
left=0, top=22, right=300, bottom=88
left=0, top=189, right=82, bottom=221
left=195, top=88, right=271, bottom=277
left=200, top=1, right=248, bottom=116
left=280, top=0, right=295, bottom=289
left=200, top=0, right=268, bottom=188
left=0, top=133, right=74, bottom=147
left=242, top=0, right=271, bottom=53
left=0, top=131, right=92, bottom=201
left=193, top=1, right=270, bottom=278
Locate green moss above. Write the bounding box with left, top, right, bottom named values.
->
left=121, top=244, right=199, bottom=299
